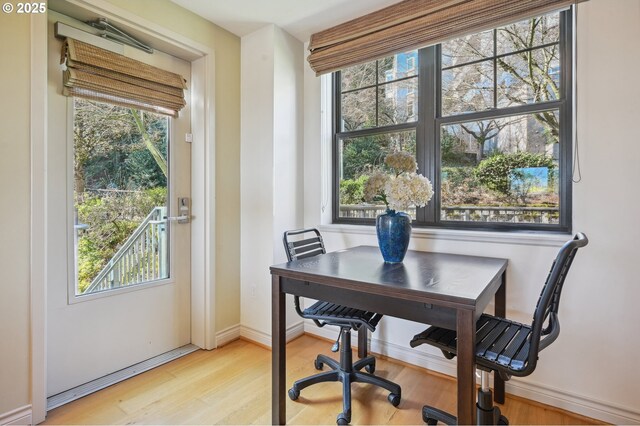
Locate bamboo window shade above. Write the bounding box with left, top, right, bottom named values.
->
left=61, top=38, right=187, bottom=117
left=308, top=0, right=585, bottom=75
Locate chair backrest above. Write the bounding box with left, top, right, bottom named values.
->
left=283, top=228, right=327, bottom=321
left=283, top=228, right=326, bottom=262
left=524, top=232, right=588, bottom=373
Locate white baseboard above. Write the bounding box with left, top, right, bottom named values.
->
left=215, top=324, right=241, bottom=347
left=0, top=405, right=32, bottom=426
left=240, top=321, right=304, bottom=348
left=303, top=322, right=640, bottom=424
left=505, top=378, right=640, bottom=425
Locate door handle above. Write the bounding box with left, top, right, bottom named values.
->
left=164, top=215, right=190, bottom=223
left=165, top=197, right=190, bottom=224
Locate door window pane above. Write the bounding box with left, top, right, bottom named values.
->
left=74, top=98, right=170, bottom=295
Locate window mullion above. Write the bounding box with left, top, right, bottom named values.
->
left=375, top=60, right=379, bottom=127
left=419, top=46, right=438, bottom=225
left=493, top=28, right=498, bottom=109
left=336, top=121, right=418, bottom=140
left=438, top=100, right=564, bottom=125
left=332, top=72, right=342, bottom=223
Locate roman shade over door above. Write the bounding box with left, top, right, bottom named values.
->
left=308, top=0, right=586, bottom=75
left=61, top=38, right=187, bottom=117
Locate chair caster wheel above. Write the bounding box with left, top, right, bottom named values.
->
left=388, top=393, right=401, bottom=407
left=424, top=417, right=438, bottom=425
left=336, top=412, right=350, bottom=425
left=288, top=388, right=299, bottom=401
left=365, top=361, right=375, bottom=374
left=314, top=359, right=323, bottom=370
left=498, top=414, right=509, bottom=425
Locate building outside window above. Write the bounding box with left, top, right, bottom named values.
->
left=334, top=9, right=572, bottom=231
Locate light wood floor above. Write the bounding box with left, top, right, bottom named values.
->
left=43, top=335, right=602, bottom=425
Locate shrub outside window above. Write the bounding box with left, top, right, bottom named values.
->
left=334, top=9, right=572, bottom=232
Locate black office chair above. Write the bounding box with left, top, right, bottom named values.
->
left=283, top=228, right=401, bottom=425
left=410, top=233, right=588, bottom=425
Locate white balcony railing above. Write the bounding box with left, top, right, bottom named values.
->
left=83, top=206, right=168, bottom=294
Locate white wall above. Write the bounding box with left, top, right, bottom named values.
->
left=273, top=27, right=305, bottom=268
left=240, top=25, right=305, bottom=343
left=0, top=12, right=32, bottom=418
left=300, top=0, right=640, bottom=423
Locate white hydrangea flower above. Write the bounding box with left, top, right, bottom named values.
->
left=384, top=151, right=417, bottom=174
left=358, top=152, right=432, bottom=213
left=385, top=173, right=433, bottom=212
left=363, top=171, right=389, bottom=202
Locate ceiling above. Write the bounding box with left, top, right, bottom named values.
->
left=170, top=0, right=403, bottom=42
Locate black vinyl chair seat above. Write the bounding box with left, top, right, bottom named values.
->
left=411, top=314, right=533, bottom=377
left=303, top=300, right=383, bottom=332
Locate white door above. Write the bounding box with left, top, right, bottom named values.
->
left=46, top=14, right=192, bottom=397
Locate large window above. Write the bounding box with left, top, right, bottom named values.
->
left=334, top=10, right=572, bottom=231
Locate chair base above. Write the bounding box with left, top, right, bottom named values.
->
left=421, top=388, right=509, bottom=425
left=314, top=353, right=377, bottom=373
left=288, top=328, right=401, bottom=424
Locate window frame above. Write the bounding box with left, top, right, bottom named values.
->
left=332, top=9, right=573, bottom=233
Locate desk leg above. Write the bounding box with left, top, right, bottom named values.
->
left=494, top=271, right=507, bottom=404
left=272, top=275, right=286, bottom=425
left=358, top=327, right=368, bottom=358
left=457, top=308, right=477, bottom=425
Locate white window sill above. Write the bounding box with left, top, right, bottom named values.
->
left=319, top=223, right=571, bottom=247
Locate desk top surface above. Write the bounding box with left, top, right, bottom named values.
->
left=270, top=245, right=508, bottom=306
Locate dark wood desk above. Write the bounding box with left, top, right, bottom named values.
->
left=270, top=245, right=508, bottom=425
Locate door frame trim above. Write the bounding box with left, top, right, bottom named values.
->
left=30, top=12, right=48, bottom=424
left=31, top=1, right=218, bottom=422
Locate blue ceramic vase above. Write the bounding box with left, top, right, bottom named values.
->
left=376, top=209, right=411, bottom=263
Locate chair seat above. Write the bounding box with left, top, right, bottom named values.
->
left=303, top=300, right=382, bottom=331
left=410, top=314, right=533, bottom=375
